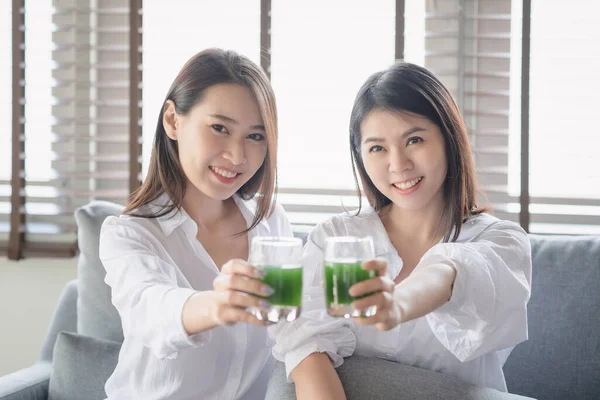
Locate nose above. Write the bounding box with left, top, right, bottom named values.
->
left=389, top=148, right=412, bottom=173
left=222, top=139, right=247, bottom=166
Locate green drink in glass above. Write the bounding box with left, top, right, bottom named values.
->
left=249, top=236, right=303, bottom=323
left=324, top=236, right=377, bottom=318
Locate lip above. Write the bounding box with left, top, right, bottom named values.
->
left=209, top=166, right=241, bottom=185
left=391, top=177, right=423, bottom=195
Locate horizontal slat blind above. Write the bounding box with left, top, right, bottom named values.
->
left=0, top=0, right=142, bottom=258
left=424, top=0, right=517, bottom=223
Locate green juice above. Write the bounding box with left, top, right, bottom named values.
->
left=324, top=261, right=376, bottom=305
left=258, top=266, right=303, bottom=306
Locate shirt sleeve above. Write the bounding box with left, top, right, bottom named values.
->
left=99, top=217, right=211, bottom=360
left=268, top=220, right=357, bottom=382
left=422, top=219, right=532, bottom=362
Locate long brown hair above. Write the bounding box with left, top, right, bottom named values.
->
left=349, top=62, right=484, bottom=242
left=124, top=48, right=278, bottom=232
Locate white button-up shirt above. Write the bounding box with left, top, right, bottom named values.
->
left=99, top=195, right=293, bottom=400
left=269, top=208, right=532, bottom=392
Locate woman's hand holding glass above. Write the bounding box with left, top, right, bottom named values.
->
left=210, top=259, right=274, bottom=327
left=348, top=259, right=403, bottom=331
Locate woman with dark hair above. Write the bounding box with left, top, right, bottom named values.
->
left=99, top=48, right=291, bottom=399
left=270, top=62, right=532, bottom=399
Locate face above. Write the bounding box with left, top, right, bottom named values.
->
left=163, top=83, right=268, bottom=201
left=360, top=109, right=447, bottom=212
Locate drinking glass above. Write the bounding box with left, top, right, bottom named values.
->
left=248, top=236, right=303, bottom=323
left=324, top=236, right=377, bottom=318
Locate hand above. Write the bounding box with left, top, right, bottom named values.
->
left=349, top=259, right=403, bottom=331
left=210, top=258, right=273, bottom=327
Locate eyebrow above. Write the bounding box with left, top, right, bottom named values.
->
left=209, top=114, right=265, bottom=130
left=362, top=126, right=426, bottom=144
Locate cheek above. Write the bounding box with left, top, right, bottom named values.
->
left=249, top=143, right=268, bottom=163
left=362, top=157, right=386, bottom=187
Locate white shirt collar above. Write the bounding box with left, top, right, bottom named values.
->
left=147, top=193, right=271, bottom=239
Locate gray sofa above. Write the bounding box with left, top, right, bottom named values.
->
left=1, top=202, right=598, bottom=399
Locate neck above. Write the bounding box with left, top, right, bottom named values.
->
left=380, top=194, right=446, bottom=245
left=180, top=185, right=232, bottom=231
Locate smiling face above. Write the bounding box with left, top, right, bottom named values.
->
left=360, top=108, right=447, bottom=213
left=163, top=83, right=268, bottom=201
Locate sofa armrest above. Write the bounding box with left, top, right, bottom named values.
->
left=266, top=356, right=537, bottom=400
left=0, top=362, right=52, bottom=400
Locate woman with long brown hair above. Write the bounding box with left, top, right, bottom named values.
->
left=99, top=48, right=291, bottom=399
left=270, top=62, right=532, bottom=399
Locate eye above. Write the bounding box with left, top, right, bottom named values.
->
left=247, top=133, right=265, bottom=142
left=407, top=136, right=423, bottom=146
left=369, top=145, right=385, bottom=153
left=211, top=124, right=228, bottom=133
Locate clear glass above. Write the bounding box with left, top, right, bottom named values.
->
left=248, top=236, right=303, bottom=323
left=324, top=236, right=376, bottom=318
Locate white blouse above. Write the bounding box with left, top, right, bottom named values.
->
left=99, top=194, right=293, bottom=400
left=269, top=208, right=532, bottom=392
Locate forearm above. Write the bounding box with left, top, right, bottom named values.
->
left=395, top=262, right=456, bottom=323
left=291, top=352, right=346, bottom=400
left=182, top=291, right=218, bottom=335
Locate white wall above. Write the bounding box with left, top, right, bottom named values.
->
left=0, top=257, right=77, bottom=376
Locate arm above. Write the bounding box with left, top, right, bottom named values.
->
left=351, top=220, right=531, bottom=362
left=100, top=219, right=208, bottom=360
left=100, top=218, right=270, bottom=359
left=291, top=353, right=346, bottom=400
left=393, top=261, right=456, bottom=323
left=422, top=220, right=532, bottom=361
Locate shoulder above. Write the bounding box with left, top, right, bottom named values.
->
left=460, top=213, right=529, bottom=246
left=101, top=211, right=164, bottom=245
left=309, top=207, right=382, bottom=244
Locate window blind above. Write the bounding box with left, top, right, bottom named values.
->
left=3, top=0, right=142, bottom=259
left=424, top=0, right=517, bottom=224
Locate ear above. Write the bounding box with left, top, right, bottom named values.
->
left=162, top=100, right=179, bottom=140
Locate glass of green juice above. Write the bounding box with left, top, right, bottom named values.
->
left=248, top=236, right=303, bottom=323
left=324, top=236, right=377, bottom=318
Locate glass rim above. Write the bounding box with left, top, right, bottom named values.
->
left=324, top=236, right=373, bottom=243
left=251, top=236, right=303, bottom=246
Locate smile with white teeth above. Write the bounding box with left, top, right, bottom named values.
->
left=210, top=166, right=238, bottom=178
left=393, top=176, right=423, bottom=190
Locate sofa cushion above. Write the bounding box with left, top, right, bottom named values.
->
left=74, top=201, right=125, bottom=342
left=504, top=234, right=600, bottom=400
left=266, top=356, right=533, bottom=400
left=48, top=332, right=121, bottom=400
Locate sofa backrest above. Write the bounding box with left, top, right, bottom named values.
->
left=504, top=234, right=600, bottom=400
left=75, top=201, right=125, bottom=343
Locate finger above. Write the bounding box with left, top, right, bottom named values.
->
left=352, top=310, right=386, bottom=326
left=221, top=259, right=265, bottom=279
left=349, top=276, right=394, bottom=297
left=375, top=321, right=395, bottom=331
left=361, top=258, right=388, bottom=276
left=216, top=290, right=271, bottom=310
left=352, top=291, right=391, bottom=312
left=229, top=274, right=274, bottom=297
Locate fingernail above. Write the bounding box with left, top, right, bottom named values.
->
left=262, top=285, right=274, bottom=296
left=255, top=268, right=267, bottom=278
left=259, top=300, right=271, bottom=308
